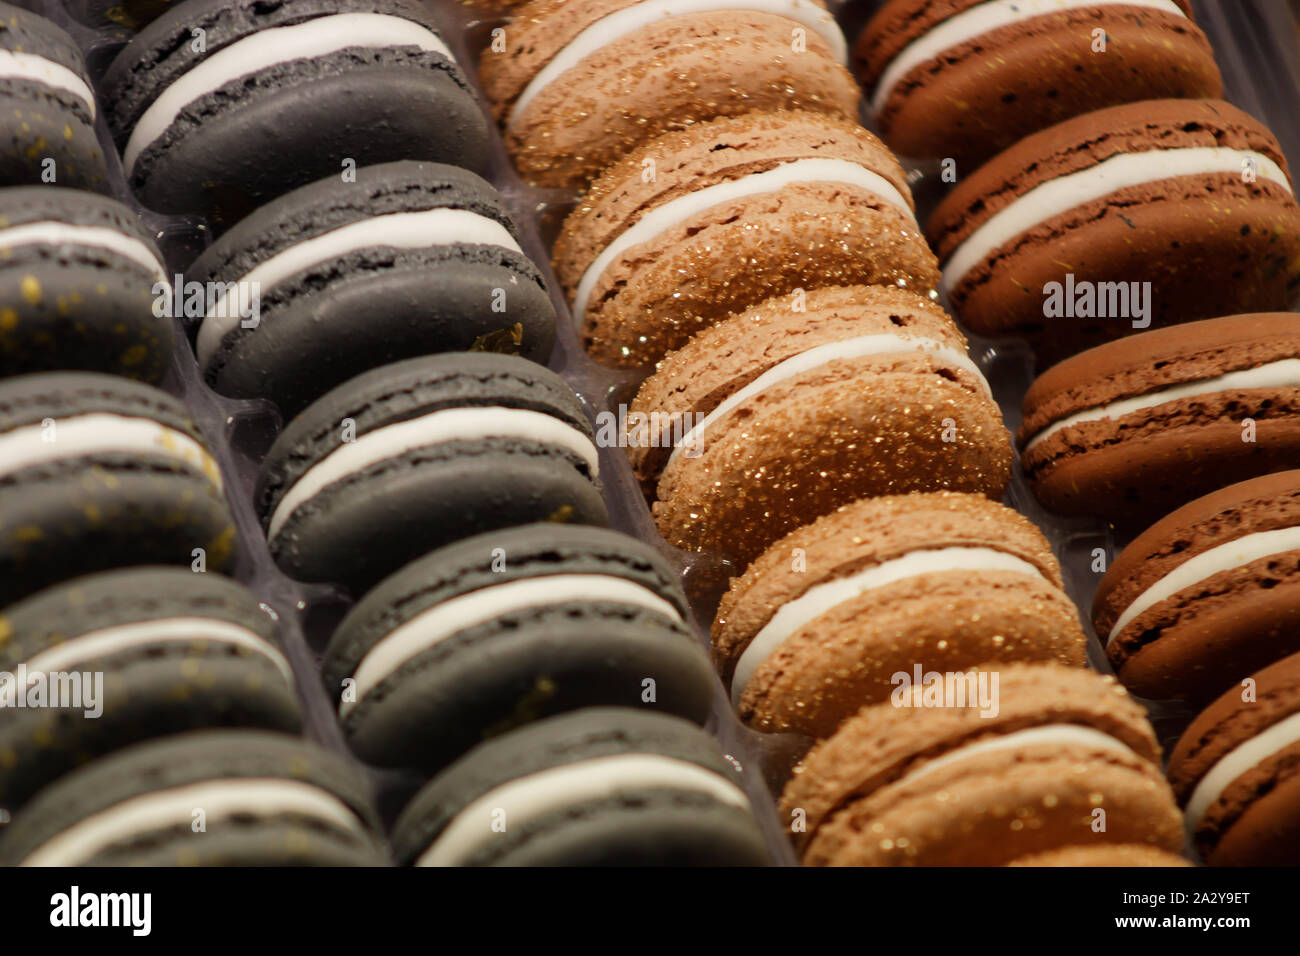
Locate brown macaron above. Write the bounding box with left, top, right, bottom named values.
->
left=1168, top=651, right=1300, bottom=866
left=554, top=111, right=939, bottom=368
left=478, top=0, right=860, bottom=189
left=1094, top=470, right=1300, bottom=703
left=780, top=663, right=1185, bottom=866
left=1007, top=844, right=1191, bottom=867
left=1020, top=313, right=1300, bottom=527
left=712, top=492, right=1087, bottom=737
left=857, top=0, right=1221, bottom=167
left=928, top=99, right=1300, bottom=359
left=627, top=285, right=1011, bottom=567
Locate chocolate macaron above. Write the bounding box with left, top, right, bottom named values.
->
left=554, top=111, right=939, bottom=368
left=1168, top=650, right=1300, bottom=866
left=190, top=161, right=557, bottom=417
left=629, top=285, right=1010, bottom=566
left=1020, top=313, right=1300, bottom=526
left=929, top=99, right=1300, bottom=358
left=781, top=663, right=1185, bottom=866
left=478, top=0, right=859, bottom=189
left=857, top=0, right=1221, bottom=166
left=713, top=492, right=1087, bottom=737
left=1095, top=470, right=1300, bottom=702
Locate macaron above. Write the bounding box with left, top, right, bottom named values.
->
left=1094, top=470, right=1300, bottom=702
left=322, top=524, right=714, bottom=770
left=0, top=730, right=387, bottom=866
left=478, top=0, right=859, bottom=189
left=857, top=0, right=1222, bottom=166
left=1168, top=651, right=1300, bottom=866
left=255, top=354, right=608, bottom=595
left=189, top=161, right=557, bottom=418
left=391, top=708, right=772, bottom=866
left=780, top=663, right=1185, bottom=866
left=553, top=111, right=940, bottom=368
left=1019, top=313, right=1300, bottom=526
left=629, top=285, right=1011, bottom=566
left=0, top=372, right=234, bottom=607
left=713, top=492, right=1087, bottom=737
left=0, top=3, right=108, bottom=192
left=101, top=0, right=489, bottom=224
left=1007, top=844, right=1191, bottom=867
left=929, top=99, right=1300, bottom=358
left=0, top=568, right=300, bottom=814
left=0, top=187, right=173, bottom=382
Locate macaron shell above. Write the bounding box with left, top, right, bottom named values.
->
left=1007, top=844, right=1192, bottom=867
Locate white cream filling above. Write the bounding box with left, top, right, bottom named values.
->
left=0, top=221, right=167, bottom=286
left=509, top=0, right=847, bottom=127
left=123, top=14, right=454, bottom=175
left=1185, top=709, right=1300, bottom=830
left=1107, top=526, right=1300, bottom=646
left=195, top=209, right=522, bottom=367
left=941, top=147, right=1293, bottom=296
left=0, top=413, right=221, bottom=490
left=871, top=0, right=1186, bottom=115
left=1025, top=358, right=1300, bottom=454
left=20, top=779, right=365, bottom=866
left=341, top=574, right=682, bottom=717
left=664, top=332, right=989, bottom=470
left=0, top=49, right=96, bottom=118
left=267, top=407, right=599, bottom=542
left=415, top=753, right=750, bottom=866
left=571, top=157, right=915, bottom=323
left=730, top=547, right=1048, bottom=703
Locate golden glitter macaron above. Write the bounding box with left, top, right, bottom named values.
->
left=626, top=285, right=1011, bottom=567
left=712, top=492, right=1088, bottom=738
left=478, top=0, right=859, bottom=188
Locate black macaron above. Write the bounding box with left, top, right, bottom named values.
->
left=0, top=372, right=235, bottom=606
left=101, top=0, right=489, bottom=224
left=255, top=354, right=608, bottom=595
left=0, top=729, right=387, bottom=866
left=188, top=160, right=556, bottom=417
left=0, top=187, right=174, bottom=381
left=0, top=4, right=107, bottom=192
left=0, top=567, right=301, bottom=814
left=392, top=708, right=772, bottom=866
left=322, top=524, right=716, bottom=770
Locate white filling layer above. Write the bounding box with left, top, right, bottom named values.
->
left=17, top=617, right=292, bottom=687
left=415, top=753, right=750, bottom=866
left=20, top=779, right=365, bottom=867
left=730, top=547, right=1048, bottom=703
left=0, top=221, right=167, bottom=286
left=267, top=407, right=600, bottom=542
left=509, top=0, right=847, bottom=127
left=1108, top=526, right=1300, bottom=646
left=941, top=147, right=1293, bottom=296
left=195, top=208, right=522, bottom=366
left=1186, top=709, right=1300, bottom=830
left=871, top=0, right=1186, bottom=115
left=571, top=158, right=915, bottom=323
left=0, top=49, right=96, bottom=118
left=1026, top=358, right=1300, bottom=454
left=123, top=14, right=454, bottom=175
left=0, top=413, right=220, bottom=490
left=664, top=332, right=989, bottom=470
left=341, top=574, right=682, bottom=717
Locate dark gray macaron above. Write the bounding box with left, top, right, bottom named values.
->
left=0, top=372, right=235, bottom=606
left=0, top=4, right=108, bottom=192
left=0, top=729, right=387, bottom=866
left=392, top=708, right=772, bottom=866
left=188, top=160, right=556, bottom=417
left=322, top=523, right=716, bottom=770
left=0, top=567, right=301, bottom=814
left=255, top=354, right=608, bottom=595
left=101, top=0, right=489, bottom=225
left=0, top=187, right=174, bottom=381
